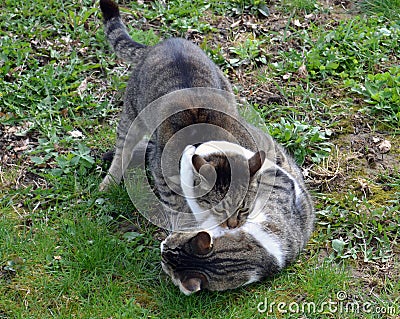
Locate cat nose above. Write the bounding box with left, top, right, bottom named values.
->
left=227, top=216, right=239, bottom=229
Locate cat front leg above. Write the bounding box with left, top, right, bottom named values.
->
left=99, top=110, right=144, bottom=191
left=99, top=148, right=123, bottom=191
left=99, top=120, right=151, bottom=191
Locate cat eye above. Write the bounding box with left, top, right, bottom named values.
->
left=200, top=198, right=212, bottom=205
left=238, top=207, right=249, bottom=213
left=237, top=207, right=249, bottom=218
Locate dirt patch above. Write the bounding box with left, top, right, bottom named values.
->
left=0, top=122, right=34, bottom=165
left=351, top=254, right=400, bottom=296
left=0, top=122, right=49, bottom=191
left=306, top=108, right=399, bottom=194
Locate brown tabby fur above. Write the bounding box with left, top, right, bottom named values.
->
left=99, top=0, right=314, bottom=295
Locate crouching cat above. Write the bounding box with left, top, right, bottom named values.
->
left=161, top=138, right=314, bottom=294
left=99, top=0, right=315, bottom=295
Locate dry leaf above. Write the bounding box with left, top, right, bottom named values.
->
left=372, top=137, right=381, bottom=144
left=68, top=130, right=84, bottom=138
left=293, top=19, right=302, bottom=27
left=13, top=138, right=30, bottom=152
left=61, top=108, right=69, bottom=118
left=231, top=20, right=241, bottom=28
left=378, top=140, right=391, bottom=153
left=305, top=13, right=315, bottom=20
left=297, top=64, right=308, bottom=78
left=77, top=78, right=88, bottom=97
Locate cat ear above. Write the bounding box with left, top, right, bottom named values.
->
left=190, top=231, right=212, bottom=255
left=192, top=154, right=208, bottom=172
left=192, top=155, right=216, bottom=189
left=248, top=150, right=266, bottom=177
left=180, top=277, right=202, bottom=295
left=180, top=273, right=208, bottom=295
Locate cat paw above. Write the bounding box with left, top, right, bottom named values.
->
left=98, top=181, right=109, bottom=192
left=99, top=175, right=117, bottom=191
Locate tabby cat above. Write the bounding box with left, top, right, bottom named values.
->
left=99, top=0, right=314, bottom=294
left=162, top=137, right=314, bottom=294
left=99, top=0, right=266, bottom=229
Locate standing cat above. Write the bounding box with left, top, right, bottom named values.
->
left=99, top=0, right=315, bottom=294
left=99, top=0, right=268, bottom=229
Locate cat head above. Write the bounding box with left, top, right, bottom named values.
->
left=161, top=228, right=282, bottom=295
left=179, top=142, right=265, bottom=229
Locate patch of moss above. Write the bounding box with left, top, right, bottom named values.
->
left=366, top=183, right=398, bottom=206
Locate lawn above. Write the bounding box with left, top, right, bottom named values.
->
left=0, top=0, right=399, bottom=318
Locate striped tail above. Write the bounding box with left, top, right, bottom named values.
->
left=99, top=0, right=147, bottom=63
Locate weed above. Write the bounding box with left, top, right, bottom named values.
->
left=347, top=67, right=400, bottom=128
left=281, top=0, right=319, bottom=13
left=305, top=18, right=400, bottom=80
left=316, top=183, right=400, bottom=263
left=229, top=38, right=268, bottom=67
left=225, top=0, right=270, bottom=16
left=200, top=40, right=229, bottom=69
left=358, top=0, right=400, bottom=21
left=130, top=0, right=216, bottom=36
left=267, top=118, right=332, bottom=165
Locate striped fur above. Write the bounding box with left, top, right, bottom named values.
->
left=98, top=0, right=315, bottom=294
left=99, top=0, right=147, bottom=64
left=99, top=0, right=234, bottom=192
left=162, top=154, right=314, bottom=294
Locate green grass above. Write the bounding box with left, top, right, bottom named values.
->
left=359, top=0, right=400, bottom=20
left=281, top=0, right=318, bottom=13
left=1, top=0, right=400, bottom=318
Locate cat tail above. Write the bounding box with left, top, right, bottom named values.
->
left=99, top=0, right=147, bottom=64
